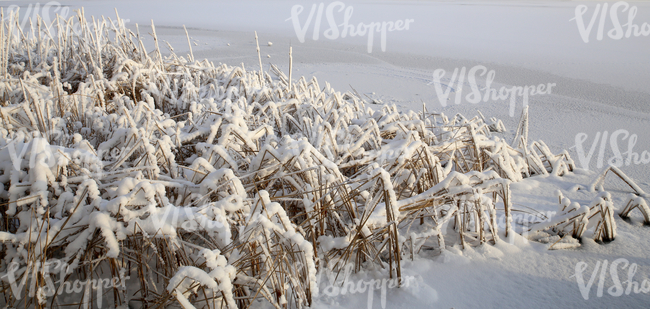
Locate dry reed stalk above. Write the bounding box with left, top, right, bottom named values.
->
left=184, top=25, right=194, bottom=63
left=288, top=45, right=292, bottom=90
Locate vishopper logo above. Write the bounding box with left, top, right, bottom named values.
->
left=573, top=129, right=650, bottom=171
left=496, top=210, right=557, bottom=244
left=0, top=260, right=129, bottom=308
left=572, top=258, right=650, bottom=300
left=498, top=211, right=557, bottom=228
left=148, top=202, right=229, bottom=234
left=2, top=1, right=130, bottom=37
left=5, top=129, right=134, bottom=178
left=312, top=260, right=417, bottom=309
left=427, top=65, right=556, bottom=117
left=7, top=135, right=58, bottom=172
left=2, top=1, right=69, bottom=29
left=286, top=1, right=414, bottom=53
left=571, top=1, right=650, bottom=43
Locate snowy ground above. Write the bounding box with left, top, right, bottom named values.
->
left=5, top=0, right=650, bottom=307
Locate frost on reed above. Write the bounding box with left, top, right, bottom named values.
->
left=0, top=8, right=631, bottom=309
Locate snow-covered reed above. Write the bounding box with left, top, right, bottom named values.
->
left=0, top=8, right=631, bottom=309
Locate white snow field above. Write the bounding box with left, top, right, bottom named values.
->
left=1, top=0, right=650, bottom=309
